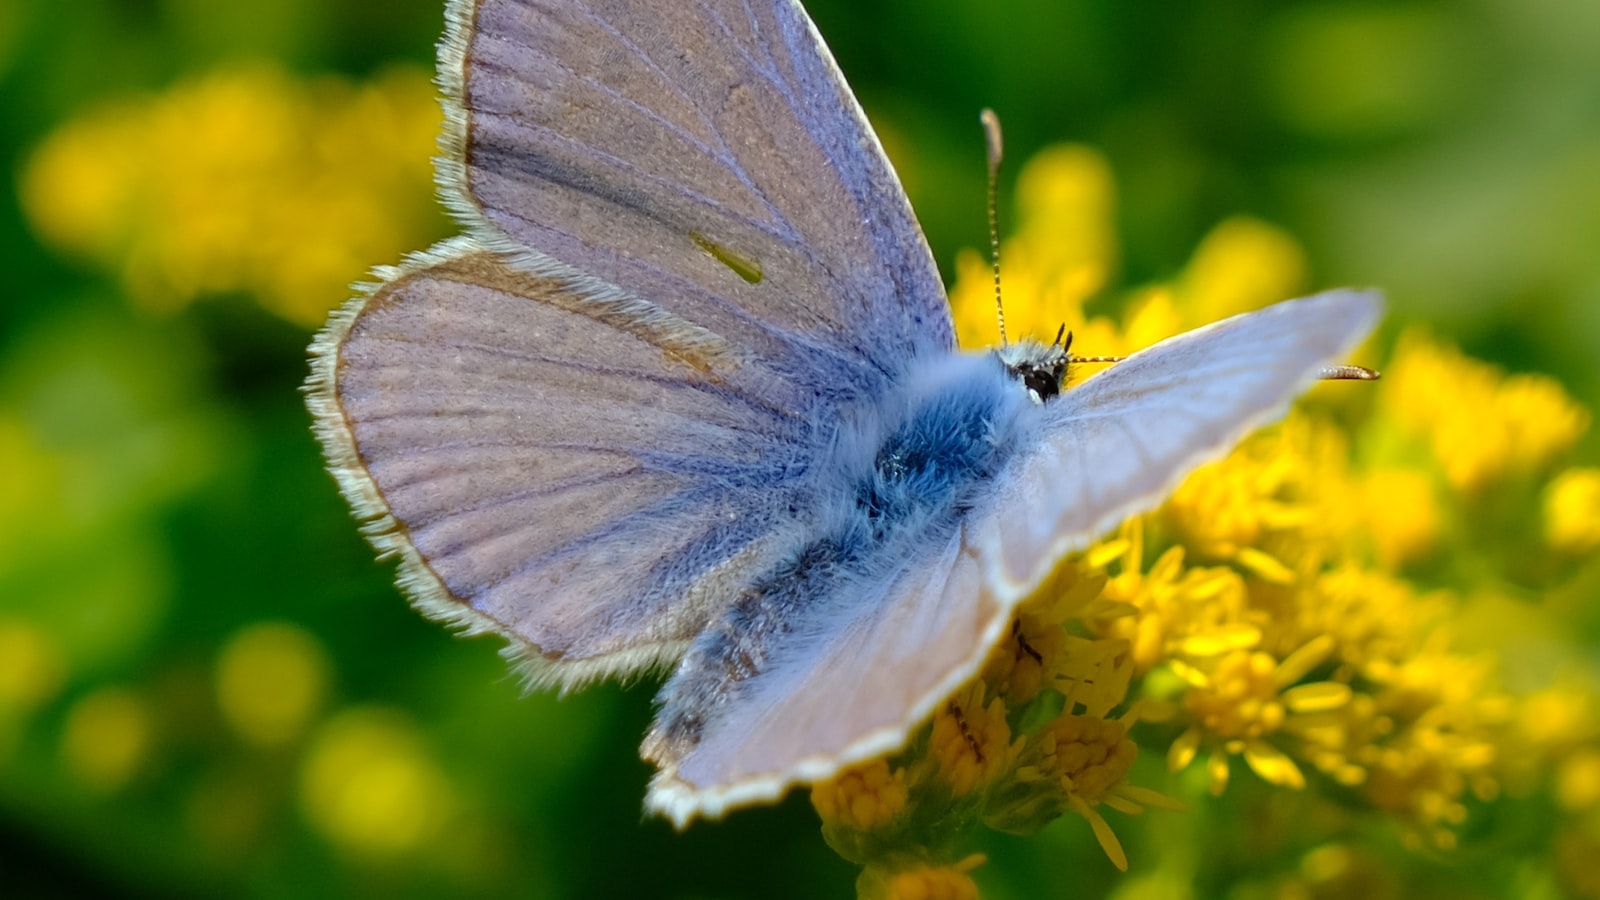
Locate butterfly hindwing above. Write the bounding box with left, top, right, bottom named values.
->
left=311, top=241, right=829, bottom=686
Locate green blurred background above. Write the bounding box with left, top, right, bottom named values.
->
left=1, top=0, right=1597, bottom=897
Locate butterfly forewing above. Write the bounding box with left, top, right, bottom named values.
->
left=445, top=0, right=955, bottom=374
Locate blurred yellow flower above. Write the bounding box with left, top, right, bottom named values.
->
left=1378, top=329, right=1590, bottom=492
left=20, top=64, right=444, bottom=327
left=1179, top=216, right=1307, bottom=324
left=948, top=144, right=1117, bottom=349
left=865, top=855, right=985, bottom=900
left=1359, top=467, right=1440, bottom=567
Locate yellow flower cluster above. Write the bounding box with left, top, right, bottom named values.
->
left=20, top=64, right=444, bottom=327
left=812, top=144, right=1600, bottom=895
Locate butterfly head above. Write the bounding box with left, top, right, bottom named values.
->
left=996, top=329, right=1072, bottom=404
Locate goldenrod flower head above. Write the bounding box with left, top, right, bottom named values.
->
left=928, top=685, right=1015, bottom=798
left=980, top=612, right=1065, bottom=705
left=860, top=854, right=985, bottom=900
left=813, top=759, right=909, bottom=832
left=1163, top=413, right=1354, bottom=567
left=1098, top=532, right=1253, bottom=674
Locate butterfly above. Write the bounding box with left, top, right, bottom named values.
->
left=307, top=0, right=1380, bottom=827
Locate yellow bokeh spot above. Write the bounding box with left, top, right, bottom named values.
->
left=216, top=621, right=330, bottom=747
left=1180, top=217, right=1307, bottom=324
left=1555, top=747, right=1600, bottom=812
left=0, top=415, right=66, bottom=559
left=61, top=687, right=152, bottom=791
left=298, top=707, right=456, bottom=857
left=0, top=618, right=67, bottom=714
left=1545, top=467, right=1600, bottom=554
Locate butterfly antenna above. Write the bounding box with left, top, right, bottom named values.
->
left=981, top=108, right=1007, bottom=347
left=1317, top=364, right=1381, bottom=380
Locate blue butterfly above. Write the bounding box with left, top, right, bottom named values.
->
left=308, top=0, right=1380, bottom=826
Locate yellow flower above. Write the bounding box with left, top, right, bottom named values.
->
left=1164, top=412, right=1364, bottom=579
left=863, top=855, right=985, bottom=900
left=1166, top=640, right=1353, bottom=794
left=813, top=759, right=909, bottom=832
left=996, top=714, right=1146, bottom=871
left=1096, top=526, right=1253, bottom=674
left=928, top=684, right=1014, bottom=797
left=1300, top=566, right=1440, bottom=682
left=1358, top=467, right=1440, bottom=568
left=981, top=612, right=1065, bottom=705
left=21, top=64, right=444, bottom=327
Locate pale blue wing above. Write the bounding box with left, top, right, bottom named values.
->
left=440, top=0, right=955, bottom=380
left=309, top=240, right=829, bottom=686
left=973, top=289, right=1383, bottom=598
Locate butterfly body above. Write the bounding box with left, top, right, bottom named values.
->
left=308, top=0, right=1382, bottom=827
